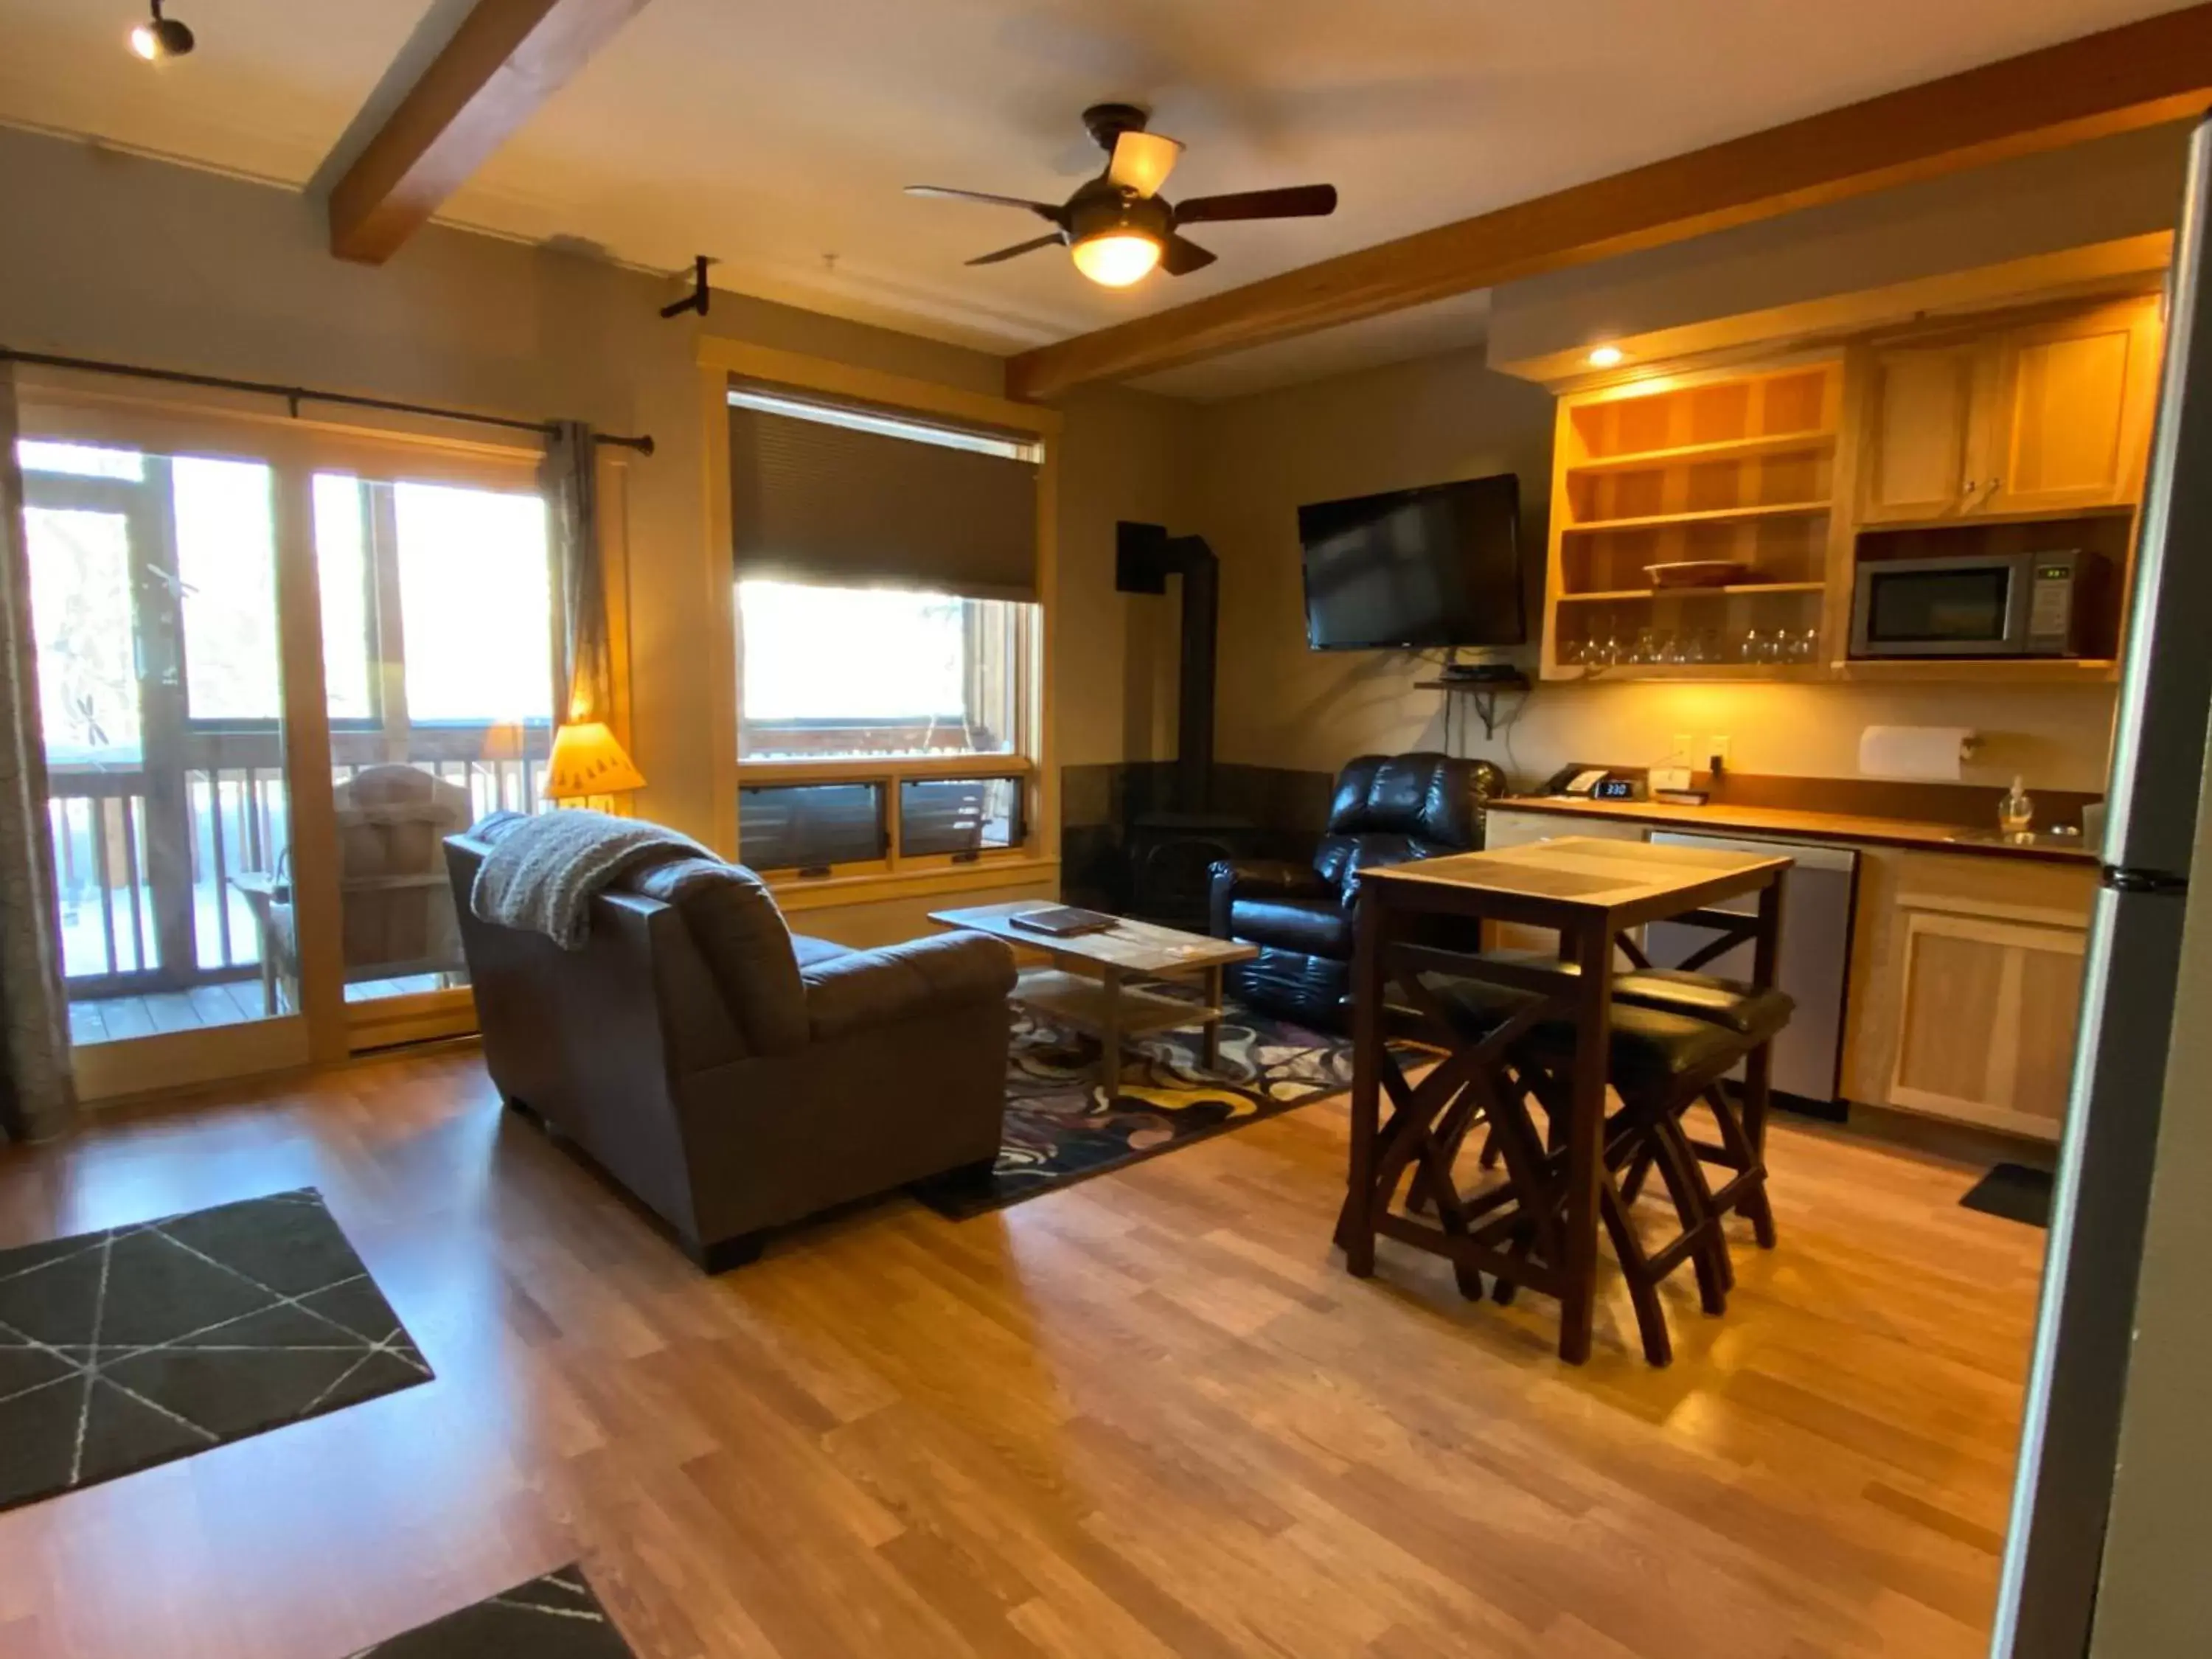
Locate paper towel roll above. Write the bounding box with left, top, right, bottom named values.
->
left=1858, top=725, right=1975, bottom=781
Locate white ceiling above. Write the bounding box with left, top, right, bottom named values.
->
left=0, top=0, right=2191, bottom=398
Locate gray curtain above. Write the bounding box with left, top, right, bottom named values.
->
left=0, top=365, right=76, bottom=1141
left=542, top=420, right=611, bottom=724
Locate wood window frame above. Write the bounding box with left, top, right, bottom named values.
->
left=698, top=339, right=1063, bottom=902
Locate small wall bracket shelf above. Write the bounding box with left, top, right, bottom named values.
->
left=660, top=256, right=714, bottom=320
left=1417, top=669, right=1531, bottom=740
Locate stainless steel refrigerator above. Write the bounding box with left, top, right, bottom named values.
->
left=1992, top=115, right=2212, bottom=1659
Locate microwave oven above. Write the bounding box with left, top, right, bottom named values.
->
left=1848, top=549, right=2107, bottom=659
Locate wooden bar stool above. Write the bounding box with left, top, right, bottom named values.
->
left=1468, top=951, right=1791, bottom=1252
left=1410, top=960, right=1791, bottom=1364
left=1607, top=969, right=1790, bottom=1252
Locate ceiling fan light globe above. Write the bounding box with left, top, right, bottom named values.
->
left=1071, top=232, right=1161, bottom=288
left=131, top=13, right=193, bottom=58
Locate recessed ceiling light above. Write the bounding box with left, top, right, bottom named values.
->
left=1587, top=344, right=1626, bottom=369
left=129, top=0, right=194, bottom=60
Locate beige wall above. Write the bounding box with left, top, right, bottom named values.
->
left=1488, top=122, right=2191, bottom=369
left=1049, top=386, right=1200, bottom=770
left=0, top=126, right=1196, bottom=936
left=1191, top=344, right=2121, bottom=793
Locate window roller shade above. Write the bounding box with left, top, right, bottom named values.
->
left=728, top=396, right=1038, bottom=602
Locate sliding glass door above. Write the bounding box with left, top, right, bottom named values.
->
left=20, top=438, right=299, bottom=1054
left=13, top=392, right=565, bottom=1093
left=310, top=469, right=553, bottom=1038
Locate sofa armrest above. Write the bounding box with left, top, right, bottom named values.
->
left=1208, top=857, right=1331, bottom=938
left=801, top=931, right=1018, bottom=1043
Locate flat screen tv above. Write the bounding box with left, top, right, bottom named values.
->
left=1297, top=473, right=1525, bottom=650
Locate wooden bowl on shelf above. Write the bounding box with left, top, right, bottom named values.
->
left=1646, top=560, right=1753, bottom=588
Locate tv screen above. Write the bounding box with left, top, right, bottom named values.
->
left=1297, top=473, right=1525, bottom=650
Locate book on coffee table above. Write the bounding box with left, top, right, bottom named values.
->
left=1006, top=905, right=1118, bottom=939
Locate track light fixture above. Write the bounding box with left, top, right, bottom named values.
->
left=130, top=0, right=194, bottom=60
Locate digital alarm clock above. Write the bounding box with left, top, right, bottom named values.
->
left=1593, top=776, right=1640, bottom=801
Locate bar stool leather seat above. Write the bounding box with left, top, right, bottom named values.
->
left=1418, top=973, right=1746, bottom=1093
left=1475, top=949, right=1795, bottom=1039
left=1614, top=970, right=1795, bottom=1041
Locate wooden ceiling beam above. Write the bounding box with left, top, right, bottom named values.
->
left=328, top=0, right=653, bottom=265
left=1006, top=5, right=2212, bottom=401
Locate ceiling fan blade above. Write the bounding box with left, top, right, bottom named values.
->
left=1107, top=130, right=1183, bottom=198
left=906, top=186, right=1065, bottom=223
left=966, top=234, right=1064, bottom=266
left=1174, top=184, right=1338, bottom=224
left=1161, top=234, right=1217, bottom=276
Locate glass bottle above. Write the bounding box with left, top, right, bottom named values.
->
left=1999, top=776, right=2035, bottom=838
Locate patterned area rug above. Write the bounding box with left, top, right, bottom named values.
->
left=915, top=1001, right=1370, bottom=1218
left=347, top=1567, right=635, bottom=1658
left=0, top=1189, right=429, bottom=1514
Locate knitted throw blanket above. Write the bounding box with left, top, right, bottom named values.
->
left=469, top=809, right=712, bottom=950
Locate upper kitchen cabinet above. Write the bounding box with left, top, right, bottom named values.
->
left=1853, top=296, right=2162, bottom=526
left=1983, top=298, right=2163, bottom=518
left=1858, top=341, right=1994, bottom=524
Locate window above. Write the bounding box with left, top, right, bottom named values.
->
left=737, top=580, right=1027, bottom=760
left=898, top=776, right=1024, bottom=858
left=726, top=371, right=1048, bottom=883
left=738, top=782, right=886, bottom=873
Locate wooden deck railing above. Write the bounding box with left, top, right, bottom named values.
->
left=47, top=724, right=547, bottom=990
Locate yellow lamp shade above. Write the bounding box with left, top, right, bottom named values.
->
left=545, top=721, right=646, bottom=800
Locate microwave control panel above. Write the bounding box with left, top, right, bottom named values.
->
left=2027, top=561, right=2077, bottom=650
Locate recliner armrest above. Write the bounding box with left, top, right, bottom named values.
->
left=801, top=931, right=1018, bottom=1043
left=1208, top=858, right=1331, bottom=938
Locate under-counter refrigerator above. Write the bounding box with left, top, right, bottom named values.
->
left=1991, top=114, right=2212, bottom=1658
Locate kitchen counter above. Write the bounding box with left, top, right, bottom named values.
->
left=1492, top=793, right=2098, bottom=864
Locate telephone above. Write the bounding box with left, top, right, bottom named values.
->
left=1549, top=766, right=1612, bottom=797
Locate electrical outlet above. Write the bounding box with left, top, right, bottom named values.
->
left=1708, top=735, right=1732, bottom=768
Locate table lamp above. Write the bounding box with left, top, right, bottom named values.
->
left=545, top=720, right=646, bottom=813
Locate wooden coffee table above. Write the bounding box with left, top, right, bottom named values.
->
left=928, top=903, right=1259, bottom=1093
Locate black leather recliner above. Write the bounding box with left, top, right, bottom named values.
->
left=1208, top=753, right=1488, bottom=1029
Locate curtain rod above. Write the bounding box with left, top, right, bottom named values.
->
left=0, top=347, right=655, bottom=456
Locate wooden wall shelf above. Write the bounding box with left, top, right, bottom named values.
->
left=1559, top=581, right=1827, bottom=603
left=1565, top=430, right=1835, bottom=476
left=1557, top=662, right=1831, bottom=684
left=1562, top=500, right=1830, bottom=534
left=1836, top=658, right=2121, bottom=684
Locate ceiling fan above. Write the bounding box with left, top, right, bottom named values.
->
left=906, top=103, right=1338, bottom=288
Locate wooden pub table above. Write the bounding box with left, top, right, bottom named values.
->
left=929, top=903, right=1258, bottom=1094
left=1343, top=835, right=1792, bottom=1363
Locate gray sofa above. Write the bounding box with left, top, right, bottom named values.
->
left=446, top=835, right=1016, bottom=1270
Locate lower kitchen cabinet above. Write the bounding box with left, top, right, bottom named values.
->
left=1843, top=849, right=2096, bottom=1140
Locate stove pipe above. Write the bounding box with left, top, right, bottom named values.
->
left=1116, top=521, right=1217, bottom=809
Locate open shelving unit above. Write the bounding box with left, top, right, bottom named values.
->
left=1543, top=359, right=1843, bottom=678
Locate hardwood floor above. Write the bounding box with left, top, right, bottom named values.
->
left=0, top=1046, right=2045, bottom=1658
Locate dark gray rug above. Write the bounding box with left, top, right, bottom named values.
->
left=347, top=1567, right=635, bottom=1658
left=0, top=1188, right=430, bottom=1512
left=1961, top=1162, right=2054, bottom=1228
